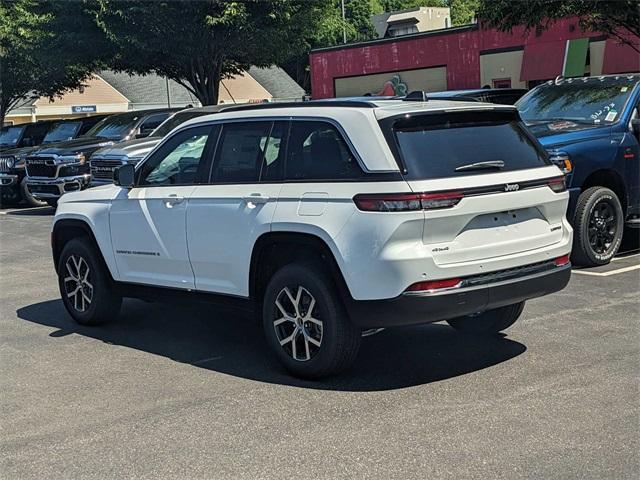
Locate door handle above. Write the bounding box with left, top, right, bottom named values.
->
left=164, top=193, right=185, bottom=208
left=242, top=194, right=270, bottom=205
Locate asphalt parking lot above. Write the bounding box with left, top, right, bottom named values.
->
left=1, top=205, right=639, bottom=479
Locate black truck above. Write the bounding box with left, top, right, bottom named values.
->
left=0, top=116, right=107, bottom=207
left=25, top=109, right=174, bottom=206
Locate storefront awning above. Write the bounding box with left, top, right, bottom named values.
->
left=520, top=41, right=565, bottom=82
left=563, top=38, right=589, bottom=77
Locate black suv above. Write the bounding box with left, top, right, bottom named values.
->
left=0, top=116, right=107, bottom=207
left=25, top=109, right=175, bottom=206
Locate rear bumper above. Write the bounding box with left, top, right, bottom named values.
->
left=26, top=174, right=90, bottom=199
left=346, top=261, right=571, bottom=328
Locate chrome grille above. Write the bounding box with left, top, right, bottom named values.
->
left=90, top=158, right=124, bottom=180
left=0, top=156, right=14, bottom=173
left=26, top=156, right=58, bottom=178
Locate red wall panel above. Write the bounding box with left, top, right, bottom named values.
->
left=310, top=17, right=639, bottom=98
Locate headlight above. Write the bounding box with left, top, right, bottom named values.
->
left=58, top=153, right=86, bottom=164
left=547, top=150, right=572, bottom=174
left=126, top=156, right=144, bottom=165
left=13, top=153, right=28, bottom=168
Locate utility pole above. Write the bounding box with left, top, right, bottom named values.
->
left=165, top=77, right=171, bottom=108
left=341, top=0, right=347, bottom=43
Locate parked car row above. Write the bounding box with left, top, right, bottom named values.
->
left=3, top=74, right=640, bottom=270
left=4, top=73, right=630, bottom=379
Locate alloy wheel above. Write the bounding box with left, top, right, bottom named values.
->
left=63, top=255, right=93, bottom=312
left=588, top=199, right=617, bottom=255
left=273, top=286, right=323, bottom=362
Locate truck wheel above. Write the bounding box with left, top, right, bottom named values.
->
left=262, top=262, right=361, bottom=379
left=20, top=177, right=47, bottom=207
left=58, top=238, right=122, bottom=326
left=572, top=186, right=624, bottom=266
left=447, top=302, right=525, bottom=335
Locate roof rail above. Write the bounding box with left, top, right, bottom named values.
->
left=222, top=100, right=378, bottom=113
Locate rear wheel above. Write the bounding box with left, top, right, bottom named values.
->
left=58, top=238, right=121, bottom=326
left=447, top=302, right=525, bottom=335
left=572, top=187, right=624, bottom=266
left=20, top=177, right=47, bottom=207
left=262, top=262, right=361, bottom=379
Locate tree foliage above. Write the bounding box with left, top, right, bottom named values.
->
left=0, top=0, right=111, bottom=125
left=94, top=0, right=328, bottom=105
left=477, top=0, right=640, bottom=52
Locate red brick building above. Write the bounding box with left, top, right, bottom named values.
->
left=310, top=17, right=639, bottom=98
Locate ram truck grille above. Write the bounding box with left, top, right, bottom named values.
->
left=90, top=158, right=124, bottom=180
left=26, top=157, right=58, bottom=178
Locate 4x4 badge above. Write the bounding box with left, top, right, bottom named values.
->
left=504, top=183, right=520, bottom=192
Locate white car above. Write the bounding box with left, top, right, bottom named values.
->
left=51, top=99, right=572, bottom=378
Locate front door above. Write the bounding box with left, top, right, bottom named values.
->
left=187, top=120, right=287, bottom=296
left=109, top=125, right=216, bottom=289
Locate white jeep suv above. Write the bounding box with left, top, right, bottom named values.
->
left=52, top=99, right=572, bottom=378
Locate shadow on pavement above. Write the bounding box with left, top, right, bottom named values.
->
left=17, top=298, right=526, bottom=392
left=3, top=206, right=55, bottom=216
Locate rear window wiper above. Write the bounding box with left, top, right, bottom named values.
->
left=455, top=160, right=505, bottom=172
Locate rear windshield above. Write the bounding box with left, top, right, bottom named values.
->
left=386, top=110, right=549, bottom=180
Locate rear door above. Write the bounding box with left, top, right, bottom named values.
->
left=186, top=120, right=286, bottom=295
left=383, top=109, right=568, bottom=266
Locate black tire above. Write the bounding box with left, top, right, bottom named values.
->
left=447, top=302, right=525, bottom=335
left=58, top=237, right=122, bottom=326
left=262, top=262, right=361, bottom=379
left=45, top=199, right=58, bottom=208
left=20, top=177, right=47, bottom=207
left=572, top=186, right=624, bottom=266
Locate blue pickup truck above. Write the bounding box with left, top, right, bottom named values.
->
left=516, top=75, right=639, bottom=266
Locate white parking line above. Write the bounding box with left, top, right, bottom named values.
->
left=573, top=264, right=640, bottom=277
left=0, top=206, right=50, bottom=215
left=611, top=252, right=640, bottom=262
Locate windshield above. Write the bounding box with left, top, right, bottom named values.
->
left=42, top=122, right=81, bottom=144
left=0, top=126, right=25, bottom=146
left=151, top=110, right=209, bottom=137
left=83, top=113, right=141, bottom=140
left=517, top=76, right=639, bottom=125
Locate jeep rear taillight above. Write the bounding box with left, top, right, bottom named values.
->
left=353, top=191, right=463, bottom=212
left=547, top=177, right=566, bottom=193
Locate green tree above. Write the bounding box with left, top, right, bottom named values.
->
left=446, top=0, right=478, bottom=26
left=0, top=0, right=110, bottom=126
left=94, top=0, right=327, bottom=105
left=477, top=0, right=640, bottom=53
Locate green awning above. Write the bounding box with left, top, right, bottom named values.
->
left=563, top=38, right=589, bottom=77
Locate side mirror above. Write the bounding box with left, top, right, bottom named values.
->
left=114, top=163, right=135, bottom=188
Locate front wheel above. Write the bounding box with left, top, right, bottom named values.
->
left=58, top=238, right=122, bottom=326
left=572, top=187, right=624, bottom=266
left=447, top=302, right=525, bottom=335
left=262, top=262, right=361, bottom=379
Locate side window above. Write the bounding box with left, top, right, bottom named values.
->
left=139, top=113, right=170, bottom=134
left=285, top=121, right=363, bottom=181
left=210, top=121, right=272, bottom=183
left=138, top=125, right=214, bottom=186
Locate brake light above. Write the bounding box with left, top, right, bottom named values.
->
left=406, top=277, right=462, bottom=292
left=555, top=254, right=570, bottom=266
left=353, top=191, right=463, bottom=212
left=547, top=177, right=566, bottom=193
